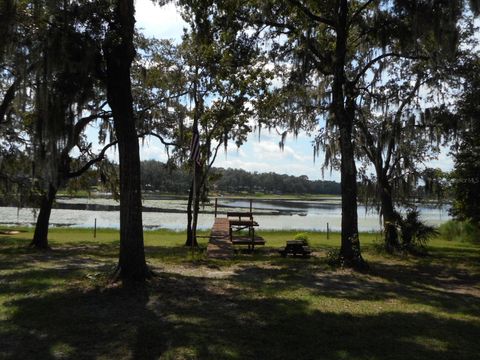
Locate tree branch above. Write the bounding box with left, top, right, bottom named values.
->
left=0, top=78, right=21, bottom=124
left=354, top=52, right=429, bottom=85
left=67, top=141, right=118, bottom=179
left=0, top=173, right=32, bottom=187
left=61, top=111, right=112, bottom=160
left=357, top=110, right=379, bottom=165
left=387, top=154, right=404, bottom=179
left=349, top=0, right=377, bottom=27
left=135, top=90, right=189, bottom=120
left=0, top=62, right=38, bottom=124
left=207, top=140, right=223, bottom=172
left=287, top=0, right=335, bottom=27
left=139, top=131, right=179, bottom=147
left=237, top=14, right=296, bottom=33
left=73, top=112, right=112, bottom=144
left=199, top=139, right=223, bottom=191
left=384, top=76, right=422, bottom=173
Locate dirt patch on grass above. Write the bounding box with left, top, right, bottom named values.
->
left=152, top=263, right=238, bottom=279
left=3, top=242, right=479, bottom=305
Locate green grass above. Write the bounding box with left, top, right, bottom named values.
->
left=0, top=227, right=479, bottom=359
left=438, top=220, right=480, bottom=243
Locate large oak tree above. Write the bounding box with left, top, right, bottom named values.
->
left=104, top=0, right=150, bottom=282
left=233, top=0, right=478, bottom=267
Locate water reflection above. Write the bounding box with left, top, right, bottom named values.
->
left=0, top=197, right=450, bottom=232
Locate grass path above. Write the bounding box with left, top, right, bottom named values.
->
left=0, top=228, right=479, bottom=359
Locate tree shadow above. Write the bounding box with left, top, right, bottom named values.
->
left=0, top=242, right=117, bottom=275
left=229, top=257, right=480, bottom=318
left=2, top=270, right=479, bottom=359
left=1, top=238, right=479, bottom=359
left=1, top=285, right=171, bottom=359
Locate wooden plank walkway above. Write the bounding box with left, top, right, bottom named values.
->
left=206, top=218, right=234, bottom=259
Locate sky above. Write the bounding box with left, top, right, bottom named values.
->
left=119, top=0, right=454, bottom=182
left=131, top=0, right=335, bottom=181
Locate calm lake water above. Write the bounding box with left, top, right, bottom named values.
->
left=0, top=197, right=450, bottom=232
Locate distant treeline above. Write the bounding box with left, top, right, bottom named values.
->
left=140, top=160, right=341, bottom=195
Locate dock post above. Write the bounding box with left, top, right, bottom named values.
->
left=214, top=198, right=218, bottom=218
left=327, top=222, right=329, bottom=240
left=94, top=218, right=97, bottom=238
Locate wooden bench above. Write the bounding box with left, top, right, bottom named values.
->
left=227, top=212, right=264, bottom=250
left=231, top=236, right=266, bottom=251
left=227, top=212, right=253, bottom=220
left=227, top=212, right=258, bottom=237
left=279, top=240, right=311, bottom=257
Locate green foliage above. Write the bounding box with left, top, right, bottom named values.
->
left=0, top=149, right=34, bottom=207
left=400, top=208, right=439, bottom=252
left=133, top=35, right=188, bottom=150
left=438, top=56, right=480, bottom=227
left=140, top=159, right=340, bottom=195
left=450, top=114, right=480, bottom=226
left=324, top=234, right=367, bottom=269
left=374, top=208, right=439, bottom=255
left=294, top=232, right=310, bottom=245
left=372, top=237, right=389, bottom=254
left=325, top=248, right=341, bottom=267
left=439, top=220, right=480, bottom=243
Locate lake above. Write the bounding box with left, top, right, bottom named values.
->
left=0, top=196, right=450, bottom=232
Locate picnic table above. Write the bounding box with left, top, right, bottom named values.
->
left=279, top=240, right=311, bottom=257
left=227, top=212, right=264, bottom=250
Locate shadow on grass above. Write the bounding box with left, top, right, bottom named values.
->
left=426, top=245, right=480, bottom=268
left=229, top=253, right=480, bottom=318
left=1, top=271, right=479, bottom=360
left=1, top=238, right=479, bottom=359
left=1, top=286, right=171, bottom=359
left=0, top=236, right=207, bottom=271
left=0, top=242, right=118, bottom=275
left=145, top=245, right=207, bottom=263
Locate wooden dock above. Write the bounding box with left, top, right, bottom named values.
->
left=206, top=218, right=234, bottom=259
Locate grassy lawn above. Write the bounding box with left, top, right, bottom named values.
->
left=0, top=227, right=479, bottom=359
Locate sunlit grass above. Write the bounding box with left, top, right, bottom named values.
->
left=0, top=227, right=479, bottom=359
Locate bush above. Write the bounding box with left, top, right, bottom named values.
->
left=372, top=237, right=388, bottom=254
left=400, top=208, right=438, bottom=253
left=294, top=232, right=310, bottom=245
left=439, top=221, right=463, bottom=241
left=324, top=233, right=367, bottom=269
left=326, top=248, right=341, bottom=267
left=439, top=220, right=480, bottom=243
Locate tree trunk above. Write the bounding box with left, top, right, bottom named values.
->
left=332, top=0, right=365, bottom=268
left=191, top=180, right=201, bottom=246
left=379, top=178, right=401, bottom=252
left=338, top=123, right=363, bottom=265
left=105, top=0, right=149, bottom=282
left=30, top=184, right=57, bottom=250
left=185, top=179, right=195, bottom=246
left=185, top=167, right=199, bottom=247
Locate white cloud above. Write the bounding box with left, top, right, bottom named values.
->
left=252, top=141, right=312, bottom=162
left=254, top=127, right=317, bottom=146
left=130, top=1, right=457, bottom=186
left=426, top=147, right=454, bottom=172
left=139, top=142, right=169, bottom=162
left=135, top=0, right=186, bottom=41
